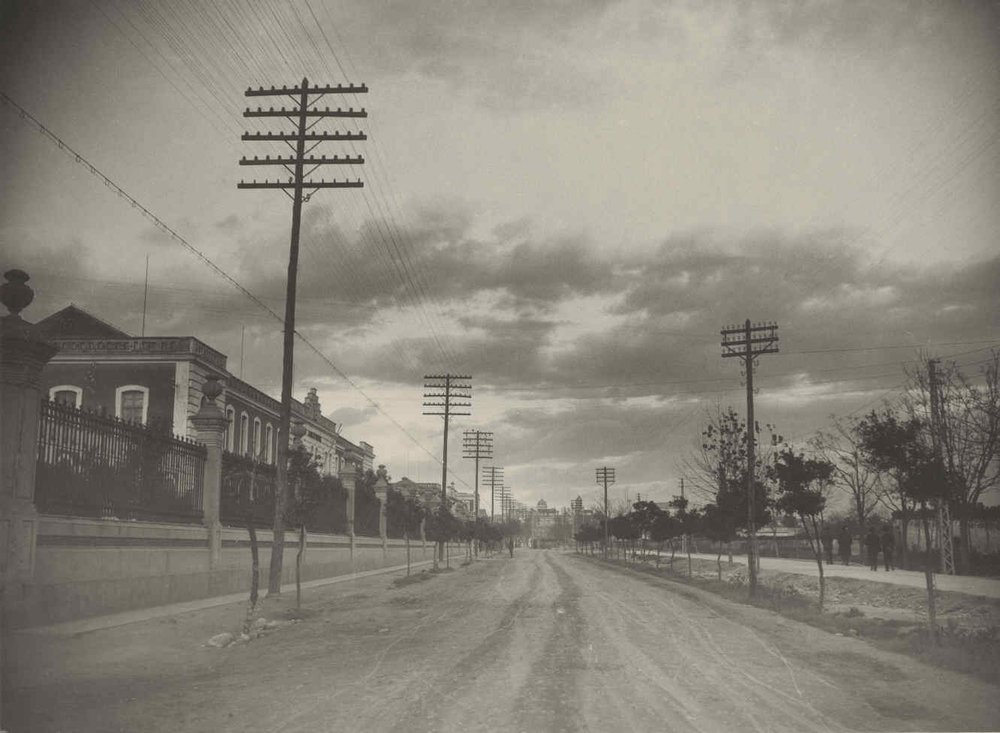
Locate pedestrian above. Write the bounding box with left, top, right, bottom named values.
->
left=838, top=526, right=852, bottom=566
left=820, top=525, right=834, bottom=565
left=880, top=525, right=895, bottom=571
left=508, top=536, right=514, bottom=558
left=864, top=527, right=880, bottom=571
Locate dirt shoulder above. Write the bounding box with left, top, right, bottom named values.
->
left=584, top=550, right=1000, bottom=687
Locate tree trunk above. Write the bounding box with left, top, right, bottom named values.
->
left=687, top=539, right=692, bottom=579
left=716, top=541, right=723, bottom=581
left=243, top=518, right=260, bottom=635
left=406, top=532, right=411, bottom=576
left=804, top=515, right=825, bottom=611
left=296, top=525, right=306, bottom=610
left=919, top=503, right=938, bottom=639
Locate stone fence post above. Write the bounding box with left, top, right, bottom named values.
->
left=190, top=374, right=227, bottom=569
left=1, top=270, right=58, bottom=726
left=341, top=466, right=356, bottom=567
left=1, top=270, right=57, bottom=591
left=374, top=474, right=389, bottom=558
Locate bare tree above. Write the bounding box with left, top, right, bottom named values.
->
left=811, top=418, right=885, bottom=559
left=903, top=350, right=1000, bottom=572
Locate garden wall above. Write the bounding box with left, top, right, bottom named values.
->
left=12, top=515, right=440, bottom=628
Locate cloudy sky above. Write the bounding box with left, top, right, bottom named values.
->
left=2, top=0, right=998, bottom=513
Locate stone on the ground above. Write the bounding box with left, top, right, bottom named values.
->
left=253, top=617, right=267, bottom=629
left=207, top=632, right=234, bottom=648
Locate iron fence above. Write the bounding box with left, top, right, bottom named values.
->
left=221, top=451, right=276, bottom=528
left=35, top=399, right=206, bottom=523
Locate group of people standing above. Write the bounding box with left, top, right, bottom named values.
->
left=820, top=525, right=897, bottom=571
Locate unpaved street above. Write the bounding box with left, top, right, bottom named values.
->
left=10, top=550, right=1000, bottom=732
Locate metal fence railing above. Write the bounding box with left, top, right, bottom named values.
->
left=220, top=451, right=276, bottom=528
left=35, top=399, right=206, bottom=524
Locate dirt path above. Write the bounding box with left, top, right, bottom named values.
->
left=8, top=551, right=999, bottom=732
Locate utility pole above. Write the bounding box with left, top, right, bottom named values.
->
left=929, top=358, right=955, bottom=575
left=463, top=429, right=493, bottom=556
left=423, top=374, right=471, bottom=563
left=721, top=319, right=778, bottom=598
left=596, top=466, right=616, bottom=558
left=239, top=78, right=367, bottom=594
left=483, top=465, right=504, bottom=521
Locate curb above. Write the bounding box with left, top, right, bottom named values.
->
left=17, top=558, right=440, bottom=638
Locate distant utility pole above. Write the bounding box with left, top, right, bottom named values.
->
left=463, top=430, right=493, bottom=550
left=929, top=358, right=955, bottom=575
left=721, top=319, right=779, bottom=598
left=482, top=465, right=504, bottom=521
left=596, top=466, right=616, bottom=558
left=239, top=77, right=367, bottom=595
left=423, top=374, right=471, bottom=563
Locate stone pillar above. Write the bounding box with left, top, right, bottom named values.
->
left=1, top=270, right=58, bottom=594
left=374, top=474, right=389, bottom=558
left=341, top=465, right=356, bottom=567
left=190, top=374, right=227, bottom=569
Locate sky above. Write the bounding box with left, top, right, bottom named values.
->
left=2, top=0, right=999, bottom=515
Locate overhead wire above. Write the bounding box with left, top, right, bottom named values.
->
left=0, top=89, right=474, bottom=489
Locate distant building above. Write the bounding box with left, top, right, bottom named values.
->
left=390, top=477, right=442, bottom=508
left=36, top=304, right=374, bottom=476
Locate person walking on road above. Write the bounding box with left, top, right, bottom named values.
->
left=838, top=526, right=852, bottom=566
left=880, top=525, right=895, bottom=571
left=508, top=536, right=515, bottom=558
left=865, top=527, right=881, bottom=571
left=821, top=525, right=834, bottom=565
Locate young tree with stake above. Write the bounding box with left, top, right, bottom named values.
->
left=772, top=448, right=835, bottom=609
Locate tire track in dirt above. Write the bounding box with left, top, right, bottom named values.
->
left=384, top=553, right=553, bottom=732
left=564, top=553, right=843, bottom=732
left=512, top=553, right=588, bottom=733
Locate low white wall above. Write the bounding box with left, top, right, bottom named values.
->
left=12, top=516, right=441, bottom=628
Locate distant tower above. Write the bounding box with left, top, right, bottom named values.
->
left=571, top=496, right=583, bottom=515
left=304, top=387, right=321, bottom=420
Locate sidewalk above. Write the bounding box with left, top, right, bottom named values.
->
left=686, top=553, right=1000, bottom=599
left=16, top=558, right=438, bottom=638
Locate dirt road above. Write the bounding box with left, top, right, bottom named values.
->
left=9, top=550, right=1000, bottom=732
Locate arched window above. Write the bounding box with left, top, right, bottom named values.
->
left=240, top=412, right=250, bottom=455
left=253, top=417, right=262, bottom=460
left=115, top=385, right=149, bottom=424
left=49, top=384, right=82, bottom=408
left=225, top=406, right=236, bottom=452
left=265, top=424, right=274, bottom=464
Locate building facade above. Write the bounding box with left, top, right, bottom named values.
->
left=36, top=304, right=374, bottom=476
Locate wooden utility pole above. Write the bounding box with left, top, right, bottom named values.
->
left=239, top=78, right=367, bottom=594
left=596, top=466, right=615, bottom=558
left=721, top=320, right=779, bottom=598
left=423, top=375, right=471, bottom=563
left=483, top=465, right=504, bottom=521
left=929, top=358, right=955, bottom=575
left=463, top=429, right=493, bottom=556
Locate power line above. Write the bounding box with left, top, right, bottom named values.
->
left=0, top=89, right=475, bottom=491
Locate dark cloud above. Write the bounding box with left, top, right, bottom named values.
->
left=729, top=0, right=1000, bottom=55
left=328, top=404, right=378, bottom=428
left=339, top=0, right=625, bottom=107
